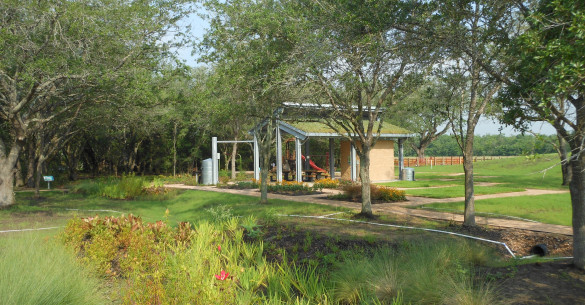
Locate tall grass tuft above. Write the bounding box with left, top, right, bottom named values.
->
left=70, top=175, right=176, bottom=200
left=329, top=240, right=502, bottom=305
left=0, top=235, right=104, bottom=305
left=102, top=174, right=146, bottom=199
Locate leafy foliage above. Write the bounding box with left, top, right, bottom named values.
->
left=61, top=214, right=331, bottom=304
left=70, top=175, right=174, bottom=200
left=267, top=181, right=315, bottom=194
left=313, top=178, right=340, bottom=190
left=335, top=183, right=406, bottom=202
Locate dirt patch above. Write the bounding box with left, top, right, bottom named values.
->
left=486, top=261, right=585, bottom=305
left=446, top=224, right=573, bottom=257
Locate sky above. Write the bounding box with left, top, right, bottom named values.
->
left=176, top=12, right=557, bottom=137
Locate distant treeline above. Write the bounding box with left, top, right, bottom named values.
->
left=403, top=134, right=558, bottom=157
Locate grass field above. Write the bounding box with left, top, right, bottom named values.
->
left=0, top=190, right=345, bottom=230
left=400, top=154, right=565, bottom=190
left=1, top=183, right=509, bottom=304
left=403, top=185, right=525, bottom=198
left=379, top=154, right=572, bottom=225
left=0, top=156, right=578, bottom=304
left=423, top=193, right=572, bottom=226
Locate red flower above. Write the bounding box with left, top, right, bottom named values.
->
left=215, top=270, right=229, bottom=281
left=217, top=245, right=221, bottom=252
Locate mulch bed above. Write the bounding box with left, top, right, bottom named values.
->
left=256, top=217, right=584, bottom=305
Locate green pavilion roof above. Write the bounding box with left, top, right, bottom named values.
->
left=279, top=120, right=414, bottom=140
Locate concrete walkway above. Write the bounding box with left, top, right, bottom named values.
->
left=165, top=184, right=572, bottom=236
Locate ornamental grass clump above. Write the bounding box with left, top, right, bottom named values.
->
left=0, top=235, right=104, bottom=305
left=330, top=240, right=502, bottom=305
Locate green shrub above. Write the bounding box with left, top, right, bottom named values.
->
left=69, top=179, right=103, bottom=196
left=337, top=183, right=406, bottom=202
left=267, top=181, right=314, bottom=194
left=156, top=174, right=199, bottom=186
left=222, top=181, right=259, bottom=189
left=61, top=214, right=330, bottom=304
left=206, top=204, right=234, bottom=222
left=373, top=186, right=407, bottom=202
left=0, top=235, right=104, bottom=305
left=312, top=178, right=340, bottom=190
left=71, top=176, right=177, bottom=200
left=102, top=174, right=146, bottom=199
left=219, top=169, right=230, bottom=184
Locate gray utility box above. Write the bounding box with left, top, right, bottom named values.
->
left=403, top=167, right=415, bottom=181
left=201, top=158, right=213, bottom=185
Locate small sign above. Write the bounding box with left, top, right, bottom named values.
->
left=43, top=176, right=54, bottom=182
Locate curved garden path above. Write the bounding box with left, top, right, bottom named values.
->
left=396, top=188, right=569, bottom=207
left=165, top=184, right=572, bottom=236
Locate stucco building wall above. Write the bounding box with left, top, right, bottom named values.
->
left=339, top=140, right=395, bottom=182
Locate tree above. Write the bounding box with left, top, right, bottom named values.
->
left=432, top=0, right=516, bottom=226
left=0, top=0, right=190, bottom=206
left=293, top=0, right=432, bottom=216
left=200, top=0, right=299, bottom=203
left=391, top=80, right=454, bottom=160
left=500, top=0, right=585, bottom=269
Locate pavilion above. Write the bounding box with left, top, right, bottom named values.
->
left=210, top=119, right=414, bottom=184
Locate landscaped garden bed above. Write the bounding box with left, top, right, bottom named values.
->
left=328, top=183, right=407, bottom=203
left=47, top=211, right=583, bottom=305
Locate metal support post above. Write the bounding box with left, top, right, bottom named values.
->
left=329, top=138, right=335, bottom=179
left=295, top=137, right=302, bottom=183
left=212, top=137, right=218, bottom=184
left=304, top=139, right=310, bottom=171
left=398, top=138, right=405, bottom=180
left=351, top=143, right=357, bottom=181
left=276, top=124, right=283, bottom=182
left=253, top=134, right=260, bottom=180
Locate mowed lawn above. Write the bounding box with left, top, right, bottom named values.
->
left=398, top=154, right=566, bottom=190
left=0, top=190, right=345, bottom=230
left=379, top=155, right=571, bottom=225
left=423, top=193, right=572, bottom=226
left=403, top=185, right=525, bottom=198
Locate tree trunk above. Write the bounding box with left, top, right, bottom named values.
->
left=570, top=153, right=585, bottom=269
left=258, top=120, right=274, bottom=204
left=231, top=141, right=238, bottom=180
left=67, top=153, right=79, bottom=181
left=557, top=133, right=572, bottom=186
left=127, top=140, right=142, bottom=174
left=15, top=160, right=24, bottom=187
left=416, top=146, right=425, bottom=161
left=173, top=122, right=177, bottom=177
left=260, top=147, right=270, bottom=204
left=358, top=149, right=373, bottom=217
left=26, top=141, right=36, bottom=188
left=34, top=156, right=45, bottom=198
left=0, top=145, right=22, bottom=207
left=463, top=147, right=476, bottom=226
left=0, top=163, right=16, bottom=207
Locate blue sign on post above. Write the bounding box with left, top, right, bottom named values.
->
left=43, top=176, right=54, bottom=189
